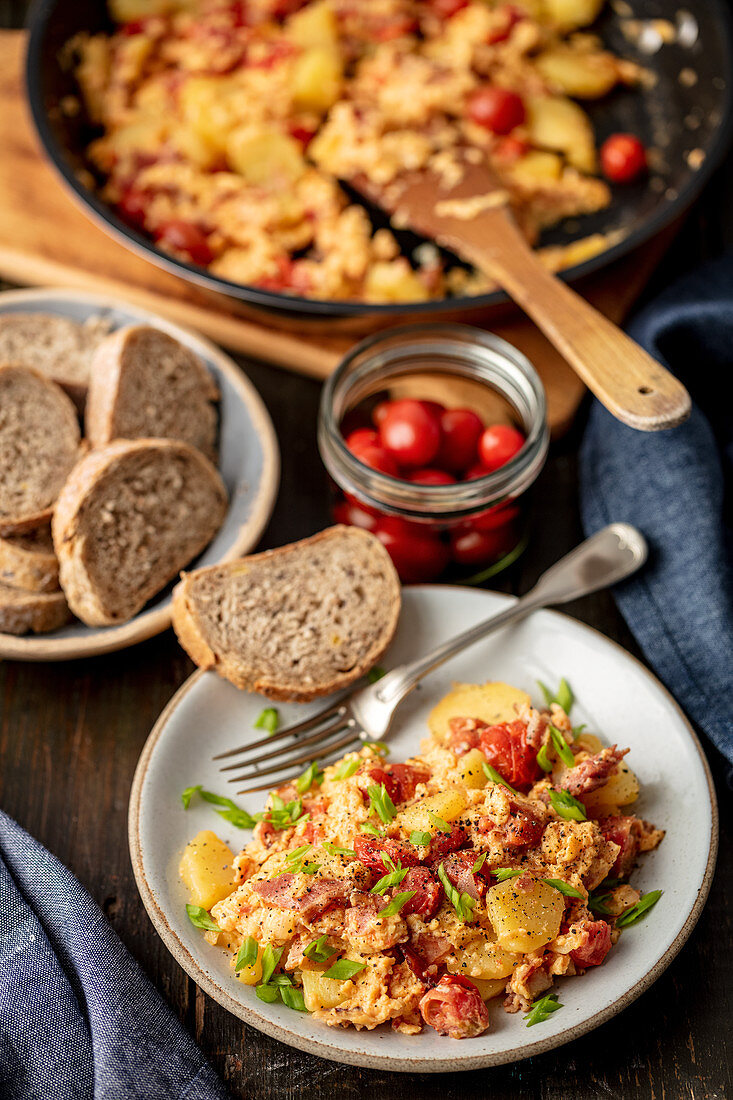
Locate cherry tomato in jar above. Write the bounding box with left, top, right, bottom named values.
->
left=372, top=400, right=391, bottom=428
left=470, top=501, right=520, bottom=532
left=353, top=445, right=400, bottom=477
left=450, top=526, right=514, bottom=567
left=478, top=423, right=525, bottom=471
left=421, top=400, right=447, bottom=420
left=436, top=408, right=484, bottom=472
left=600, top=133, right=647, bottom=184
left=464, top=462, right=491, bottom=480
left=407, top=468, right=457, bottom=486
left=154, top=220, right=214, bottom=266
left=332, top=499, right=378, bottom=532
left=345, top=428, right=379, bottom=456
left=467, top=86, right=525, bottom=135
left=375, top=516, right=449, bottom=582
left=429, top=0, right=469, bottom=17
left=378, top=399, right=442, bottom=468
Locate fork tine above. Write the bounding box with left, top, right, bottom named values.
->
left=212, top=703, right=347, bottom=761
left=220, top=711, right=354, bottom=772
left=234, top=731, right=363, bottom=794
left=227, top=724, right=355, bottom=785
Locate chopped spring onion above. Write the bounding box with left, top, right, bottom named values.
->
left=542, top=878, right=584, bottom=899
left=334, top=758, right=360, bottom=780
left=549, top=724, right=575, bottom=768
left=482, top=762, right=517, bottom=795
left=426, top=811, right=451, bottom=834
left=548, top=788, right=587, bottom=822
left=380, top=891, right=416, bottom=917
left=437, top=862, right=476, bottom=923
left=323, top=959, right=367, bottom=981
left=524, top=992, right=563, bottom=1027
left=295, top=761, right=323, bottom=795
left=367, top=783, right=396, bottom=825
left=410, top=830, right=432, bottom=847
left=254, top=707, right=280, bottom=734
left=615, top=890, right=662, bottom=928
left=235, top=937, right=259, bottom=971
left=304, top=935, right=335, bottom=964
left=185, top=904, right=220, bottom=931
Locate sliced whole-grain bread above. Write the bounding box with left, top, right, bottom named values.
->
left=0, top=581, right=71, bottom=635
left=172, top=526, right=401, bottom=701
left=0, top=365, right=82, bottom=537
left=86, top=326, right=220, bottom=460
left=0, top=313, right=109, bottom=411
left=0, top=527, right=59, bottom=593
left=53, top=438, right=228, bottom=626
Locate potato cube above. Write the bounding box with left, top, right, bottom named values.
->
left=363, top=261, right=430, bottom=303
left=526, top=96, right=597, bottom=173
left=428, top=682, right=531, bottom=742
left=540, top=0, right=604, bottom=31
left=287, top=0, right=339, bottom=48
left=235, top=946, right=263, bottom=986
left=446, top=934, right=519, bottom=980
left=583, top=762, right=640, bottom=815
left=536, top=46, right=619, bottom=99
left=487, top=876, right=564, bottom=953
left=398, top=789, right=469, bottom=833
left=458, top=747, right=489, bottom=790
left=291, top=47, right=343, bottom=114
left=301, top=968, right=351, bottom=1011
left=179, top=830, right=236, bottom=911
left=180, top=76, right=242, bottom=153
left=508, top=150, right=564, bottom=188
left=226, top=128, right=307, bottom=184
left=472, top=976, right=508, bottom=1001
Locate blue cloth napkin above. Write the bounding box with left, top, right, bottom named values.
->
left=580, top=253, right=733, bottom=767
left=0, top=809, right=228, bottom=1100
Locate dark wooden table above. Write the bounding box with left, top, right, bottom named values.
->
left=2, top=2, right=732, bottom=1095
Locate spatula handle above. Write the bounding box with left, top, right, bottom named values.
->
left=460, top=215, right=690, bottom=431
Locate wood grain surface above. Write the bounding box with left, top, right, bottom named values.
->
left=0, top=27, right=677, bottom=436
left=2, top=1, right=733, bottom=1096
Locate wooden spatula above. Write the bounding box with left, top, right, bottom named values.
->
left=352, top=161, right=690, bottom=431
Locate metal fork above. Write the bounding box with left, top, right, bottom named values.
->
left=214, top=523, right=647, bottom=794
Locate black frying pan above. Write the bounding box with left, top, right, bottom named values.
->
left=25, top=0, right=733, bottom=329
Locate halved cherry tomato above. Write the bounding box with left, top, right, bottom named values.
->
left=117, top=187, right=149, bottom=229
left=353, top=835, right=420, bottom=872
left=378, top=399, right=442, bottom=468
left=345, top=428, right=380, bottom=456
left=600, top=133, right=647, bottom=184
left=478, top=424, right=525, bottom=470
left=154, top=220, right=213, bottom=265
left=374, top=516, right=449, bottom=582
left=419, top=975, right=490, bottom=1038
left=436, top=408, right=484, bottom=472
left=570, top=920, right=613, bottom=968
left=389, top=763, right=430, bottom=801
left=450, top=526, right=513, bottom=567
left=428, top=824, right=468, bottom=861
left=467, top=86, right=525, bottom=134
left=478, top=720, right=540, bottom=789
left=399, top=867, right=443, bottom=919
left=288, top=123, right=317, bottom=148
left=407, top=468, right=457, bottom=486
left=332, top=499, right=378, bottom=532
left=494, top=134, right=529, bottom=163
left=354, top=445, right=400, bottom=477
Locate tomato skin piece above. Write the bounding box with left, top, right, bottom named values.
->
left=154, top=220, right=214, bottom=265
left=332, top=499, right=378, bottom=532
left=389, top=763, right=430, bottom=802
left=117, top=187, right=149, bottom=228
left=435, top=408, right=484, bottom=472
left=478, top=720, right=540, bottom=789
left=467, top=86, right=526, bottom=134
left=407, top=468, right=457, bottom=486
left=374, top=516, right=450, bottom=582
left=378, top=399, right=442, bottom=468
left=478, top=424, right=525, bottom=471
left=494, top=134, right=529, bottom=163
left=353, top=445, right=400, bottom=477
left=600, top=133, right=647, bottom=184
left=399, top=867, right=443, bottom=919
left=353, top=835, right=420, bottom=872
left=428, top=824, right=468, bottom=861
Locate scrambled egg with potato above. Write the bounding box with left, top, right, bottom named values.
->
left=181, top=680, right=663, bottom=1038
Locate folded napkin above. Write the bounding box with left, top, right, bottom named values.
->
left=0, top=809, right=228, bottom=1100
left=580, top=253, right=733, bottom=768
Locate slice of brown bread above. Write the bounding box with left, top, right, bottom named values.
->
left=86, top=326, right=219, bottom=461
left=0, top=527, right=60, bottom=593
left=0, top=313, right=109, bottom=412
left=53, top=438, right=228, bottom=626
left=0, top=581, right=71, bottom=635
left=171, top=526, right=401, bottom=701
left=0, top=365, right=82, bottom=537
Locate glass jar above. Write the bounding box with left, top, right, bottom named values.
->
left=318, top=324, right=549, bottom=584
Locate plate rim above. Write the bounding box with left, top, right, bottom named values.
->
left=127, top=586, right=719, bottom=1072
left=0, top=286, right=280, bottom=662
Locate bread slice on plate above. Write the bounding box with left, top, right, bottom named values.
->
left=0, top=527, right=59, bottom=593
left=0, top=365, right=82, bottom=537
left=0, top=582, right=71, bottom=635
left=86, top=325, right=220, bottom=461
left=172, top=526, right=401, bottom=701
left=53, top=438, right=228, bottom=627
left=0, top=312, right=109, bottom=412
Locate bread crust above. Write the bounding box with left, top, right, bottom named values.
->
left=85, top=325, right=220, bottom=460
left=172, top=526, right=401, bottom=701
left=53, top=438, right=228, bottom=626
left=0, top=583, right=71, bottom=635
left=0, top=529, right=59, bottom=593
left=0, top=313, right=109, bottom=413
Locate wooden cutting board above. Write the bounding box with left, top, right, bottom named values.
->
left=0, top=29, right=676, bottom=435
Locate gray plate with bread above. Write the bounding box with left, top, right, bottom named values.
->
left=0, top=288, right=279, bottom=661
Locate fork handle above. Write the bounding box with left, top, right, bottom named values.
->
left=374, top=523, right=647, bottom=710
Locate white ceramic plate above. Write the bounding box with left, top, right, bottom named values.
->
left=129, top=586, right=717, bottom=1072
left=0, top=288, right=279, bottom=661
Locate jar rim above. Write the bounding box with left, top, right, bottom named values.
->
left=318, top=322, right=549, bottom=521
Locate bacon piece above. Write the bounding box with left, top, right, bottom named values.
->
left=447, top=716, right=485, bottom=757
left=252, top=875, right=349, bottom=922
left=419, top=975, right=490, bottom=1039
left=400, top=867, right=443, bottom=919
left=302, top=820, right=327, bottom=844
left=561, top=746, right=629, bottom=798
left=479, top=721, right=541, bottom=789
left=598, top=815, right=641, bottom=876
left=439, top=851, right=490, bottom=900
left=402, top=933, right=452, bottom=980
left=480, top=799, right=544, bottom=849
left=353, top=836, right=420, bottom=873
left=428, top=824, right=468, bottom=861
left=569, top=920, right=612, bottom=968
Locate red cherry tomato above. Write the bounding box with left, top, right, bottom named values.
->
left=470, top=501, right=520, bottom=532
left=345, top=428, right=379, bottom=455
left=372, top=400, right=391, bottom=428
left=486, top=4, right=523, bottom=43
left=375, top=516, right=449, bottom=582
left=117, top=187, right=149, bottom=228
left=600, top=133, right=647, bottom=184
left=353, top=835, right=420, bottom=872
left=378, top=399, right=442, bottom=468
left=399, top=867, right=443, bottom=919
left=478, top=720, right=540, bottom=789
left=428, top=824, right=468, bottom=861
left=450, top=526, right=513, bottom=567
left=569, top=920, right=613, bottom=968
left=494, top=134, right=529, bottom=163
left=478, top=424, right=525, bottom=471
left=429, top=0, right=469, bottom=16
left=407, top=468, right=457, bottom=486
left=353, top=445, right=400, bottom=477
left=154, top=220, right=214, bottom=266
left=467, top=86, right=525, bottom=134
left=419, top=975, right=490, bottom=1039
left=332, top=499, right=378, bottom=532
left=464, top=462, right=491, bottom=480
left=420, top=400, right=447, bottom=420
left=389, top=763, right=430, bottom=802
left=288, top=122, right=316, bottom=147
left=436, top=408, right=484, bottom=472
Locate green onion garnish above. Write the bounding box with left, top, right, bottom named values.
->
left=322, top=842, right=356, bottom=858
left=482, top=762, right=517, bottom=795
left=537, top=678, right=574, bottom=714
left=359, top=823, right=383, bottom=837
left=260, top=944, right=284, bottom=986
left=410, top=830, right=431, bottom=847
left=536, top=744, right=553, bottom=772
left=185, top=904, right=220, bottom=931
left=541, top=878, right=584, bottom=899
left=295, top=761, right=323, bottom=795
left=472, top=852, right=487, bottom=873
left=333, top=758, right=360, bottom=780
left=181, top=784, right=202, bottom=809
left=379, top=891, right=416, bottom=917
left=181, top=787, right=262, bottom=829
left=322, top=959, right=367, bottom=981
left=437, top=862, right=476, bottom=923
left=235, top=937, right=259, bottom=971
left=304, top=934, right=335, bottom=964
left=524, top=992, right=563, bottom=1027
left=426, top=811, right=451, bottom=834
left=367, top=783, right=396, bottom=825
left=254, top=707, right=280, bottom=734
left=549, top=724, right=575, bottom=768
left=493, top=867, right=522, bottom=882
left=371, top=866, right=408, bottom=895
left=548, top=788, right=586, bottom=822
left=615, top=890, right=662, bottom=928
